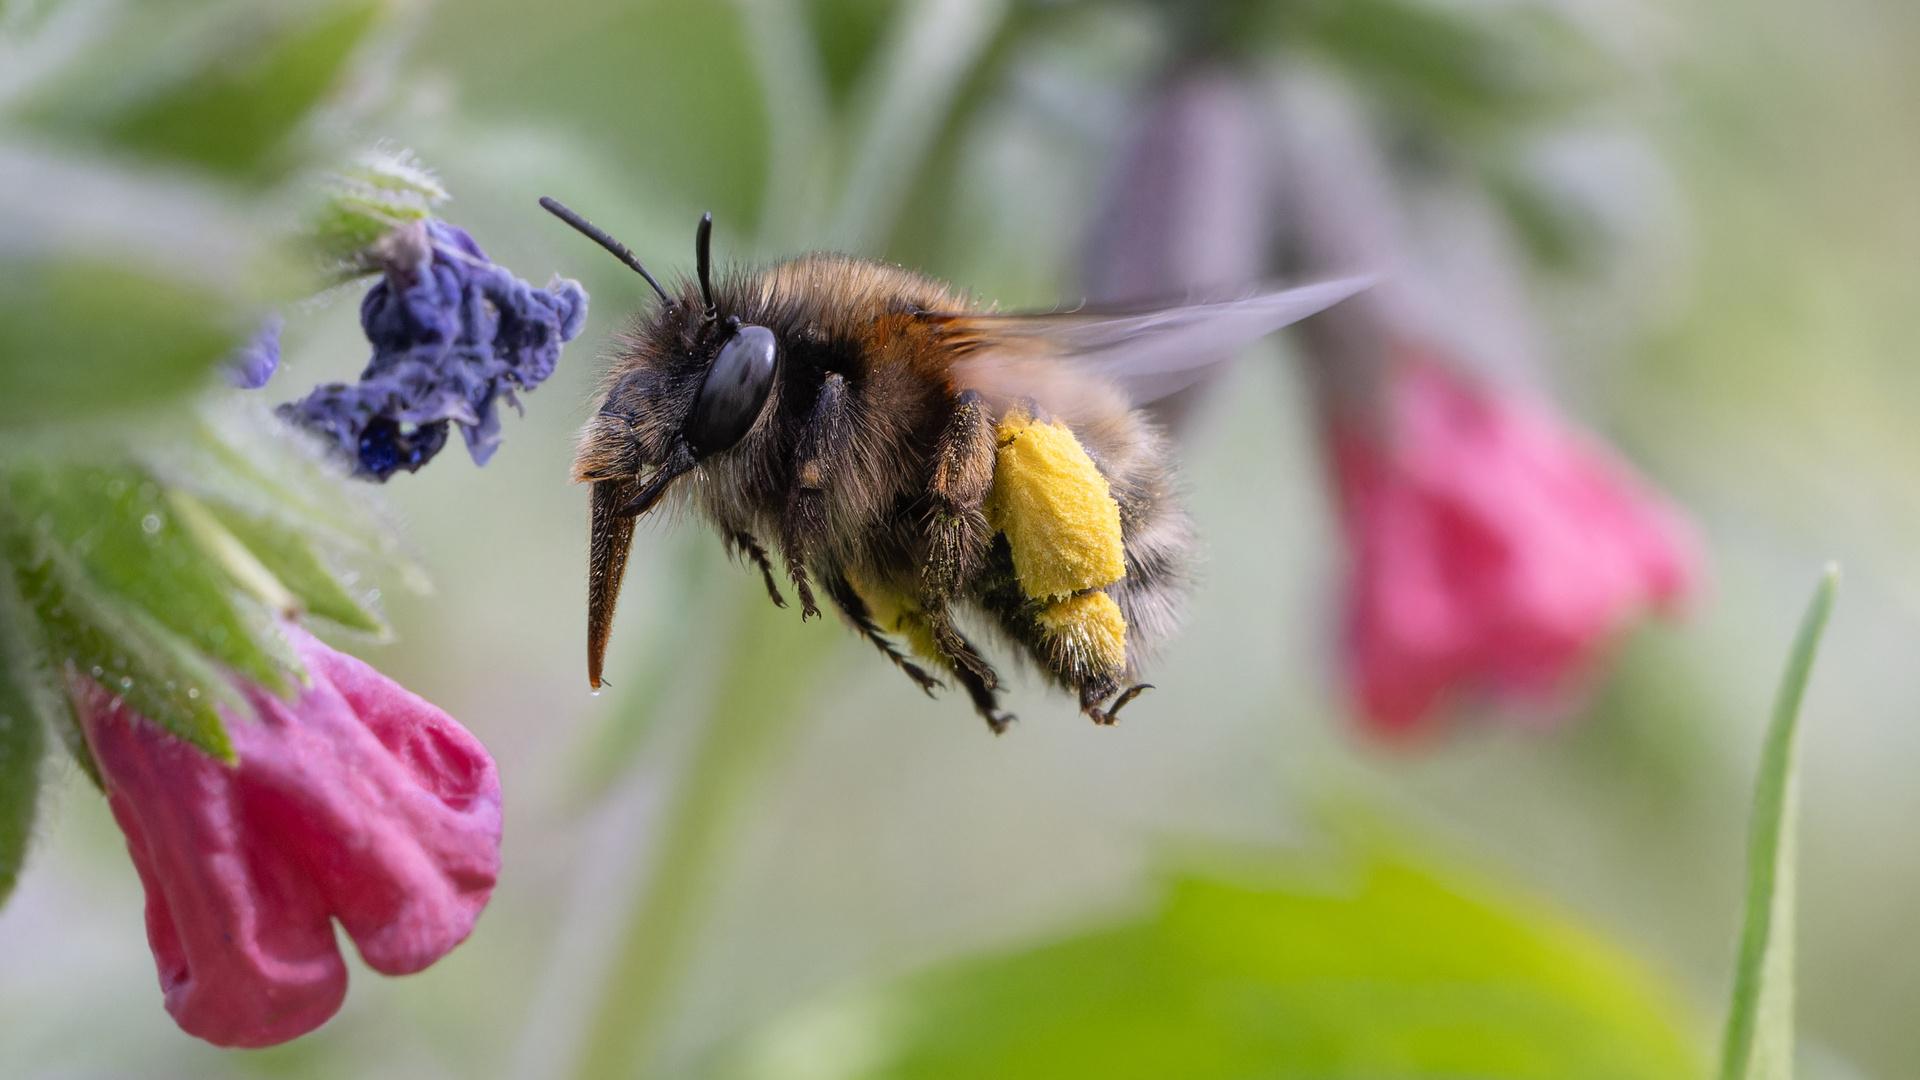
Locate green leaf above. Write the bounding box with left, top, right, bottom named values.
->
left=721, top=850, right=1704, bottom=1080
left=0, top=573, right=51, bottom=909
left=0, top=414, right=402, bottom=766
left=92, top=1, right=382, bottom=181
left=1718, top=565, right=1839, bottom=1080
left=142, top=405, right=420, bottom=618
left=0, top=257, right=243, bottom=428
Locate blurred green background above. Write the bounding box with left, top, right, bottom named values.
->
left=2, top=0, right=1918, bottom=1077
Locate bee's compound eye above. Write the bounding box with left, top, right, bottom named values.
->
left=686, top=324, right=777, bottom=455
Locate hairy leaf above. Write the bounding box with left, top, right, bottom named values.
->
left=308, top=147, right=449, bottom=267
left=147, top=408, right=411, bottom=569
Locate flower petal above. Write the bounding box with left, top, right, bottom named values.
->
left=78, top=679, right=346, bottom=1049
left=237, top=625, right=501, bottom=975
left=1335, top=358, right=1701, bottom=734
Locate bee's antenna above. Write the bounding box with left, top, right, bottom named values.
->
left=695, top=211, right=715, bottom=315
left=539, top=196, right=675, bottom=309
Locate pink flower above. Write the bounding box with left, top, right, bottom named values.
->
left=73, top=624, right=502, bottom=1048
left=1329, top=355, right=1700, bottom=736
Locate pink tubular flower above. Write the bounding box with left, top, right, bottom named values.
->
left=1330, top=356, right=1700, bottom=736
left=73, top=624, right=501, bottom=1048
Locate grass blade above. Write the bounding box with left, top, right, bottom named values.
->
left=1718, top=563, right=1839, bottom=1080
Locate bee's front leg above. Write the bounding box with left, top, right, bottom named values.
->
left=724, top=530, right=786, bottom=609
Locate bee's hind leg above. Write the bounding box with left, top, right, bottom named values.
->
left=1080, top=681, right=1153, bottom=726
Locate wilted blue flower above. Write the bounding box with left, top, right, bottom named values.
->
left=279, top=220, right=588, bottom=481
left=227, top=314, right=284, bottom=389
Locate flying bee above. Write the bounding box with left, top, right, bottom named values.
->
left=541, top=197, right=1369, bottom=732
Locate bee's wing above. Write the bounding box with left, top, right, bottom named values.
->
left=942, top=275, right=1375, bottom=408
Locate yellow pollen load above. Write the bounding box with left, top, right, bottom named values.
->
left=983, top=410, right=1127, bottom=602
left=1038, top=591, right=1129, bottom=672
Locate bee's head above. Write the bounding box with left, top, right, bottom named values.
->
left=544, top=199, right=781, bottom=513
left=542, top=197, right=783, bottom=686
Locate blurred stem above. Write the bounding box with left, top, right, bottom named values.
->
left=570, top=534, right=724, bottom=807
left=830, top=0, right=1009, bottom=253
left=570, top=577, right=839, bottom=1080
left=735, top=0, right=835, bottom=251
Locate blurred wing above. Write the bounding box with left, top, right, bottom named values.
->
left=942, top=275, right=1375, bottom=408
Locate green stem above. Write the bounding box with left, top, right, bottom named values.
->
left=1717, top=563, right=1839, bottom=1080
left=570, top=579, right=839, bottom=1080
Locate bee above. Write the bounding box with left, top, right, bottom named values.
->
left=541, top=197, right=1368, bottom=732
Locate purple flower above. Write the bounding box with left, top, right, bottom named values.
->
left=279, top=220, right=588, bottom=481
left=227, top=315, right=284, bottom=389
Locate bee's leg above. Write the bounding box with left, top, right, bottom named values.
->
left=823, top=573, right=942, bottom=697
left=778, top=489, right=822, bottom=619
left=782, top=374, right=854, bottom=620
left=977, top=556, right=1139, bottom=726
left=782, top=545, right=820, bottom=619
left=942, top=626, right=1015, bottom=734
left=920, top=390, right=998, bottom=676
left=1080, top=681, right=1153, bottom=726
left=725, top=531, right=787, bottom=609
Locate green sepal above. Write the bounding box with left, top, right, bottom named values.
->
left=145, top=407, right=416, bottom=582
left=307, top=147, right=449, bottom=269
left=3, top=462, right=299, bottom=699
left=6, top=533, right=238, bottom=762
left=0, top=570, right=53, bottom=908
left=200, top=497, right=385, bottom=635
